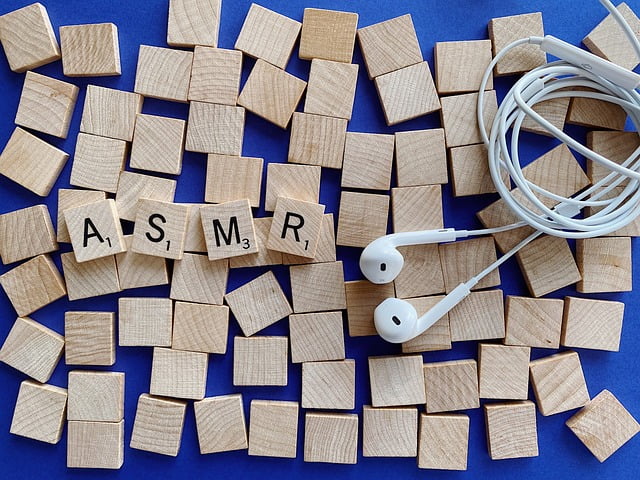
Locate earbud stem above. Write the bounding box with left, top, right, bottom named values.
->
left=390, top=228, right=457, bottom=247
left=416, top=283, right=472, bottom=335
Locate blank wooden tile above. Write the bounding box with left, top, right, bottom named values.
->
left=0, top=127, right=68, bottom=197
left=189, top=46, right=242, bottom=105
left=375, top=62, right=440, bottom=126
left=132, top=200, right=190, bottom=260
left=521, top=97, right=571, bottom=136
left=418, top=413, right=469, bottom=470
left=58, top=190, right=107, bottom=243
left=290, top=261, right=346, bottom=313
left=290, top=311, right=345, bottom=363
left=587, top=130, right=640, bottom=185
left=567, top=95, right=627, bottom=131
left=392, top=185, right=443, bottom=233
left=302, top=360, right=355, bottom=409
left=424, top=360, right=479, bottom=413
left=225, top=271, right=292, bottom=336
left=268, top=197, right=325, bottom=258
left=305, top=59, right=358, bottom=119
left=116, top=235, right=169, bottom=290
left=114, top=171, right=177, bottom=222
left=167, top=0, right=220, bottom=48
left=233, top=336, right=288, bottom=386
left=478, top=344, right=530, bottom=400
left=249, top=400, right=299, bottom=458
left=130, top=114, right=185, bottom=175
left=505, top=296, right=564, bottom=348
left=435, top=40, right=493, bottom=94
left=80, top=85, right=143, bottom=141
left=0, top=205, right=57, bottom=265
left=449, top=290, right=505, bottom=342
left=441, top=90, right=498, bottom=147
left=183, top=204, right=208, bottom=253
left=265, top=163, right=321, bottom=212
left=337, top=191, right=389, bottom=248
left=67, top=371, right=124, bottom=422
left=150, top=347, right=208, bottom=400
left=194, top=394, right=247, bottom=454
left=0, top=3, right=60, bottom=72
left=230, top=217, right=283, bottom=268
left=439, top=237, right=500, bottom=293
left=135, top=45, right=193, bottom=102
left=60, top=23, right=121, bottom=76
left=341, top=132, right=394, bottom=190
left=61, top=253, right=121, bottom=301
left=10, top=380, right=67, bottom=444
left=562, top=296, right=624, bottom=351
left=65, top=311, right=116, bottom=366
left=363, top=406, right=418, bottom=457
left=282, top=213, right=336, bottom=266
left=235, top=4, right=301, bottom=69
left=288, top=112, right=347, bottom=169
left=566, top=389, right=640, bottom=462
left=70, top=133, right=127, bottom=193
left=0, top=316, right=64, bottom=383
left=394, top=244, right=445, bottom=298
left=577, top=237, right=632, bottom=293
left=200, top=199, right=258, bottom=260
left=118, top=297, right=173, bottom=347
left=489, top=12, right=546, bottom=76
left=299, top=8, right=358, bottom=63
left=172, top=302, right=228, bottom=354
left=369, top=355, right=426, bottom=407
left=130, top=394, right=187, bottom=457
left=485, top=401, right=538, bottom=460
left=401, top=295, right=452, bottom=354
left=170, top=253, right=228, bottom=305
left=185, top=102, right=245, bottom=155
left=67, top=420, right=124, bottom=469
left=304, top=412, right=358, bottom=464
left=238, top=59, right=306, bottom=129
left=345, top=280, right=395, bottom=337
left=205, top=154, right=263, bottom=207
left=449, top=144, right=501, bottom=197
left=395, top=128, right=448, bottom=187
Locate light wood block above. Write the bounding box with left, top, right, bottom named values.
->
left=363, top=406, right=418, bottom=457
left=401, top=296, right=451, bottom=353
left=418, top=413, right=469, bottom=470
left=302, top=360, right=355, bottom=409
left=170, top=253, right=228, bottom=305
left=116, top=235, right=168, bottom=290
left=235, top=4, right=301, bottom=69
left=189, top=46, right=242, bottom=105
left=290, top=261, right=346, bottom=313
left=230, top=217, right=283, bottom=268
left=290, top=311, right=345, bottom=363
left=567, top=96, right=627, bottom=131
left=183, top=204, right=207, bottom=253
left=337, top=191, right=389, bottom=248
left=488, top=12, right=546, bottom=76
left=233, top=336, right=288, bottom=386
left=57, top=189, right=106, bottom=243
left=424, top=360, right=479, bottom=413
left=282, top=213, right=336, bottom=266
left=0, top=204, right=57, bottom=265
left=341, top=132, right=394, bottom=190
left=130, top=114, right=185, bottom=175
left=304, top=412, right=358, bottom=464
left=395, top=128, right=448, bottom=187
left=375, top=62, right=440, bottom=126
left=441, top=90, right=498, bottom=147
left=205, top=154, right=263, bottom=207
left=132, top=200, right=190, bottom=260
left=167, top=0, right=220, bottom=47
left=0, top=3, right=60, bottom=72
left=449, top=144, right=502, bottom=197
left=566, top=389, right=640, bottom=462
left=172, top=302, right=228, bottom=354
left=521, top=97, right=571, bottom=136
left=478, top=344, right=530, bottom=400
left=134, top=45, right=193, bottom=102
left=67, top=370, right=124, bottom=422
left=265, top=163, right=321, bottom=212
left=288, top=112, right=347, bottom=169
left=118, top=297, right=173, bottom=347
left=394, top=244, right=445, bottom=298
left=392, top=185, right=443, bottom=233
left=70, top=133, right=127, bottom=193
left=67, top=420, right=124, bottom=469
left=369, top=355, right=426, bottom=407
left=185, top=102, right=245, bottom=155
left=150, top=347, right=208, bottom=400
left=435, top=40, right=493, bottom=94
left=0, top=316, right=63, bottom=383
left=345, top=280, right=395, bottom=337
left=10, top=380, right=67, bottom=444
left=249, top=400, right=298, bottom=458
left=194, top=394, right=247, bottom=454
left=80, top=85, right=143, bottom=141
left=60, top=23, right=121, bottom=76
left=130, top=394, right=187, bottom=457
left=62, top=253, right=121, bottom=301
left=114, top=171, right=177, bottom=222
left=65, top=311, right=116, bottom=366
left=305, top=59, right=358, bottom=120
left=485, top=401, right=539, bottom=460
left=238, top=59, right=306, bottom=129
left=0, top=127, right=68, bottom=197
left=267, top=197, right=325, bottom=258
left=562, top=296, right=624, bottom=351
left=587, top=130, right=640, bottom=185
left=200, top=199, right=258, bottom=260
left=577, top=237, right=632, bottom=293
left=439, top=237, right=500, bottom=293
left=449, top=290, right=505, bottom=342
left=299, top=8, right=358, bottom=63
left=225, top=271, right=292, bottom=336
left=505, top=296, right=564, bottom=348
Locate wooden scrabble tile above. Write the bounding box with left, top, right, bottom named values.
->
left=130, top=394, right=187, bottom=457
left=230, top=218, right=283, bottom=268
left=150, top=347, right=208, bottom=400
left=304, top=59, right=358, bottom=120
left=70, top=134, right=127, bottom=193
left=182, top=204, right=207, bottom=253
left=587, top=131, right=640, bottom=185
left=530, top=351, right=589, bottom=416
left=566, top=389, right=640, bottom=462
left=485, top=401, right=538, bottom=460
left=363, top=406, right=418, bottom=457
left=15, top=71, right=78, bottom=138
left=65, top=311, right=116, bottom=366
left=10, top=380, right=67, bottom=444
left=185, top=102, right=245, bottom=155
left=567, top=96, right=627, bottom=131
left=67, top=371, right=124, bottom=422
left=302, top=360, right=355, bottom=409
left=0, top=127, right=69, bottom=197
left=282, top=213, right=336, bottom=265
left=394, top=245, right=444, bottom=298
left=395, top=129, right=448, bottom=186
left=225, top=271, right=292, bottom=336
left=434, top=40, right=493, bottom=94
left=130, top=114, right=185, bottom=175
left=344, top=280, right=395, bottom=337
left=0, top=316, right=63, bottom=383
left=488, top=12, right=546, bottom=76
left=505, top=296, right=563, bottom=348
left=67, top=420, right=124, bottom=469
left=448, top=290, right=505, bottom=342
left=194, top=394, right=247, bottom=454
left=0, top=205, right=57, bottom=265
left=0, top=255, right=66, bottom=317
left=265, top=163, right=321, bottom=212
left=418, top=414, right=469, bottom=470
left=577, top=237, right=632, bottom=293
left=80, top=85, right=143, bottom=141
left=188, top=46, right=242, bottom=105
left=268, top=197, right=325, bottom=258
left=61, top=253, right=121, bottom=301
left=423, top=360, right=479, bottom=413
left=449, top=144, right=502, bottom=197
left=114, top=171, right=177, bottom=222
left=290, top=311, right=345, bottom=363
left=478, top=344, right=530, bottom=400
left=172, top=302, right=228, bottom=354
left=375, top=62, right=441, bottom=126
left=401, top=296, right=451, bottom=353
left=369, top=355, right=426, bottom=407
left=440, top=90, right=498, bottom=147
left=134, top=45, right=193, bottom=102
left=233, top=336, right=288, bottom=386
left=563, top=296, right=624, bottom=351
left=132, top=200, right=190, bottom=260
left=118, top=297, right=173, bottom=347
left=288, top=112, right=347, bottom=169
left=170, top=253, right=227, bottom=305
left=249, top=400, right=299, bottom=458
left=304, top=412, right=358, bottom=464
left=116, top=235, right=168, bottom=290
left=337, top=191, right=389, bottom=248
left=341, top=132, right=394, bottom=190
left=439, top=237, right=500, bottom=293
left=357, top=14, right=422, bottom=79
left=200, top=199, right=258, bottom=260
left=290, top=261, right=346, bottom=313
left=60, top=23, right=121, bottom=76
left=205, top=154, right=263, bottom=207
left=392, top=185, right=443, bottom=233
left=0, top=3, right=60, bottom=72
left=235, top=4, right=301, bottom=69
left=299, top=8, right=358, bottom=63
left=521, top=97, right=571, bottom=136
left=238, top=59, right=306, bottom=129
left=58, top=190, right=106, bottom=243
left=167, top=0, right=221, bottom=47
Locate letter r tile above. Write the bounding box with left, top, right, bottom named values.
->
left=267, top=197, right=325, bottom=258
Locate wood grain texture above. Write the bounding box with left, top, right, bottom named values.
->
left=488, top=12, right=546, bottom=76
left=182, top=204, right=208, bottom=253
left=114, top=171, right=177, bottom=222
left=304, top=59, right=358, bottom=120
left=205, top=154, right=263, bottom=207
left=200, top=199, right=258, bottom=260
left=233, top=336, right=288, bottom=386
left=134, top=45, right=193, bottom=102
left=289, top=311, right=345, bottom=363
left=194, top=394, right=248, bottom=454
left=440, top=90, right=497, bottom=147
left=130, top=394, right=187, bottom=457
left=336, top=191, right=389, bottom=248
left=423, top=360, right=479, bottom=413
left=60, top=23, right=121, bottom=76
left=394, top=244, right=444, bottom=298
left=299, top=8, right=358, bottom=63
left=478, top=344, right=530, bottom=400
left=418, top=413, right=469, bottom=470
left=561, top=296, right=625, bottom=351
left=439, top=237, right=500, bottom=293
left=288, top=112, right=347, bottom=169
left=268, top=197, right=325, bottom=258
left=448, top=290, right=505, bottom=342
left=265, top=163, right=321, bottom=212
left=401, top=296, right=451, bottom=353
left=188, top=46, right=241, bottom=105
left=434, top=40, right=493, bottom=94
left=0, top=204, right=57, bottom=265
left=57, top=189, right=106, bottom=243
left=67, top=420, right=124, bottom=469
left=282, top=213, right=336, bottom=265
left=132, top=200, right=190, bottom=260
left=369, top=355, right=426, bottom=407
left=185, top=102, right=245, bottom=155
left=172, top=302, right=228, bottom=354
left=392, top=185, right=443, bottom=233
left=521, top=97, right=570, bottom=136
left=65, top=311, right=116, bottom=366
left=504, top=296, right=564, bottom=349
left=576, top=237, right=632, bottom=293
left=167, top=0, right=220, bottom=47
left=130, top=114, right=185, bottom=175
left=344, top=280, right=395, bottom=337
left=484, top=401, right=539, bottom=460
left=341, top=132, right=394, bottom=190
left=118, top=297, right=172, bottom=347
left=362, top=406, right=418, bottom=457
left=230, top=217, right=283, bottom=268
left=248, top=400, right=299, bottom=458
left=304, top=412, right=358, bottom=464
left=10, top=380, right=67, bottom=444
left=62, top=253, right=121, bottom=301
left=116, top=235, right=169, bottom=291
left=70, top=133, right=127, bottom=193
left=587, top=130, right=640, bottom=186
left=80, top=85, right=143, bottom=141
left=150, top=347, right=208, bottom=400
left=170, top=253, right=228, bottom=305
left=67, top=370, right=124, bottom=422
left=395, top=128, right=448, bottom=186
left=302, top=360, right=355, bottom=409
left=449, top=144, right=504, bottom=197
left=290, top=261, right=346, bottom=313
left=567, top=95, right=627, bottom=130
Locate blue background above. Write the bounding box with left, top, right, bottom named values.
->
left=0, top=0, right=639, bottom=478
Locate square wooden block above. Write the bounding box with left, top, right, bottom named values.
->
left=299, top=8, right=358, bottom=62
left=118, top=297, right=173, bottom=347
left=233, top=336, right=288, bottom=386
left=290, top=311, right=345, bottom=363
left=423, top=359, right=479, bottom=413
left=135, top=45, right=193, bottom=102
left=238, top=59, right=306, bottom=129
left=249, top=400, right=299, bottom=458
left=435, top=40, right=493, bottom=94
left=363, top=406, right=418, bottom=457
left=440, top=90, right=498, bottom=147
left=130, top=114, right=185, bottom=175
left=449, top=290, right=505, bottom=342
left=10, top=380, right=67, bottom=444
left=577, top=237, right=632, bottom=293
left=418, top=413, right=469, bottom=470
left=268, top=197, right=325, bottom=258
left=0, top=204, right=57, bottom=265
left=70, top=133, right=127, bottom=193
left=200, top=199, right=258, bottom=260
left=567, top=95, right=627, bottom=131
left=562, top=296, right=624, bottom=351
left=172, top=302, right=228, bottom=354
left=132, top=200, right=190, bottom=260
left=186, top=102, right=245, bottom=155
left=302, top=360, right=355, bottom=409
left=65, top=311, right=116, bottom=366
left=67, top=420, right=124, bottom=469
left=60, top=23, right=121, bottom=76
left=401, top=296, right=451, bottom=354
left=450, top=144, right=502, bottom=197
left=195, top=394, right=247, bottom=454
left=114, top=171, right=177, bottom=222
left=288, top=112, right=347, bottom=169
left=345, top=280, right=395, bottom=337
left=282, top=213, right=336, bottom=266
left=395, top=129, right=447, bottom=186
left=229, top=217, right=284, bottom=268
left=290, top=261, right=346, bottom=313
left=305, top=59, right=358, bottom=120
left=189, top=46, right=242, bottom=105
left=235, top=4, right=301, bottom=69
left=392, top=185, right=443, bottom=233
left=521, top=97, right=571, bottom=136
left=394, top=245, right=445, bottom=298
left=205, top=154, right=263, bottom=207
left=265, top=163, right=321, bottom=212
left=337, top=191, right=389, bottom=248
left=505, top=296, right=564, bottom=348
left=489, top=12, right=546, bottom=76
left=439, top=237, right=500, bottom=293
left=58, top=190, right=107, bottom=243
left=150, top=347, right=208, bottom=400
left=80, top=85, right=143, bottom=141
left=67, top=370, right=124, bottom=422
left=62, top=253, right=121, bottom=301
left=116, top=235, right=169, bottom=290
left=170, top=253, right=228, bottom=305
left=369, top=355, right=426, bottom=407
left=130, top=394, right=187, bottom=457
left=304, top=412, right=358, bottom=464
left=167, top=0, right=220, bottom=47
left=478, top=344, right=530, bottom=400
left=341, top=132, right=394, bottom=190
left=587, top=130, right=640, bottom=186
left=485, top=401, right=538, bottom=460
